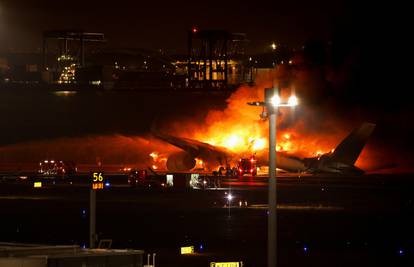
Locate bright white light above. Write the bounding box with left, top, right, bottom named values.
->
left=270, top=95, right=281, bottom=107
left=288, top=95, right=298, bottom=106
left=252, top=138, right=266, bottom=151
left=227, top=193, right=233, bottom=201
left=224, top=135, right=242, bottom=149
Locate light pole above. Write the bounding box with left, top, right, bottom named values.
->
left=90, top=188, right=96, bottom=248
left=248, top=87, right=298, bottom=267
left=226, top=192, right=233, bottom=217
left=267, top=88, right=277, bottom=267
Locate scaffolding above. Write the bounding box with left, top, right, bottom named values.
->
left=187, top=29, right=246, bottom=89
left=42, top=31, right=105, bottom=83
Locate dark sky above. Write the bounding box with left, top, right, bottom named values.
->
left=0, top=0, right=413, bottom=163
left=0, top=0, right=349, bottom=53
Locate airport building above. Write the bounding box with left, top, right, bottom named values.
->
left=0, top=243, right=144, bottom=267
left=0, top=29, right=292, bottom=91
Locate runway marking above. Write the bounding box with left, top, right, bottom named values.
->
left=0, top=196, right=65, bottom=200
left=222, top=182, right=267, bottom=186
left=247, top=204, right=344, bottom=211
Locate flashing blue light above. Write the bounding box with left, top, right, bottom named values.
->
left=81, top=209, right=87, bottom=219
left=303, top=246, right=308, bottom=252
left=399, top=249, right=404, bottom=256
left=82, top=244, right=86, bottom=249
left=105, top=182, right=110, bottom=187
left=199, top=244, right=204, bottom=250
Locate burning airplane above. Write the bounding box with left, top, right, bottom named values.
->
left=150, top=66, right=379, bottom=175
left=153, top=122, right=375, bottom=175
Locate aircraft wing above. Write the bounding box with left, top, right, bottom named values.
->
left=152, top=131, right=235, bottom=162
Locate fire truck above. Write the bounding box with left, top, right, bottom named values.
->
left=237, top=156, right=257, bottom=176
left=38, top=160, right=77, bottom=177
left=127, top=169, right=147, bottom=187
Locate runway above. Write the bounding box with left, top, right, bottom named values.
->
left=1, top=173, right=414, bottom=266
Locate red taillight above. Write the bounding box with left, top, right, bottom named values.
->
left=250, top=169, right=254, bottom=173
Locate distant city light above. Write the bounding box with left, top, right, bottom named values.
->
left=90, top=80, right=101, bottom=86
left=271, top=42, right=277, bottom=50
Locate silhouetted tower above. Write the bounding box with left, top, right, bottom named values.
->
left=187, top=28, right=246, bottom=89
left=43, top=30, right=105, bottom=69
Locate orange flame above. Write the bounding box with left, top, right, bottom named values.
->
left=149, top=151, right=168, bottom=170
left=195, top=158, right=205, bottom=169
left=170, top=69, right=364, bottom=167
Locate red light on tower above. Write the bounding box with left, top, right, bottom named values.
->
left=192, top=27, right=198, bottom=33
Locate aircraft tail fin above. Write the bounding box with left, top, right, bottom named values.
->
left=330, top=123, right=376, bottom=165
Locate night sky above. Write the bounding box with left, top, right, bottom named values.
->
left=0, top=1, right=413, bottom=149
left=1, top=0, right=353, bottom=53
left=0, top=0, right=411, bottom=112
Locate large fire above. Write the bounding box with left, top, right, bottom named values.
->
left=169, top=68, right=373, bottom=169
left=187, top=83, right=336, bottom=157
left=0, top=64, right=401, bottom=173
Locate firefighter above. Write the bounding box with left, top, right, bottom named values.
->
left=218, top=166, right=225, bottom=176
left=231, top=167, right=238, bottom=177
left=225, top=164, right=232, bottom=177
